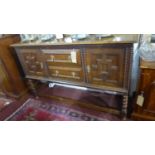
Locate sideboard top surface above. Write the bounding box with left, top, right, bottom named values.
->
left=11, top=34, right=138, bottom=47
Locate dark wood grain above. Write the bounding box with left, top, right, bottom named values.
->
left=0, top=35, right=27, bottom=98
left=132, top=60, right=155, bottom=120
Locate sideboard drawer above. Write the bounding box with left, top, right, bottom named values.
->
left=43, top=49, right=82, bottom=67
left=48, top=66, right=83, bottom=82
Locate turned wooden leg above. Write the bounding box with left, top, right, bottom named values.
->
left=121, top=95, right=128, bottom=120
left=27, top=79, right=38, bottom=98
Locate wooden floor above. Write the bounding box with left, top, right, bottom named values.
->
left=0, top=83, right=130, bottom=121
left=37, top=84, right=123, bottom=114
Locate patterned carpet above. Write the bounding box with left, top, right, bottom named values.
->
left=6, top=98, right=121, bottom=121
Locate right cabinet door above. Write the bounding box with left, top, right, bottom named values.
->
left=85, top=47, right=126, bottom=88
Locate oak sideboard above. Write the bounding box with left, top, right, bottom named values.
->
left=12, top=35, right=138, bottom=119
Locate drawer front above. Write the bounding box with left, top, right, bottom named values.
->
left=85, top=47, right=125, bottom=88
left=42, top=49, right=82, bottom=67
left=17, top=49, right=45, bottom=77
left=48, top=66, right=83, bottom=81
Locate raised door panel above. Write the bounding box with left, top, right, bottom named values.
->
left=43, top=49, right=84, bottom=82
left=85, top=47, right=125, bottom=88
left=17, top=49, right=45, bottom=77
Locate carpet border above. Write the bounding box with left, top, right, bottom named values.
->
left=4, top=97, right=121, bottom=121
left=4, top=98, right=33, bottom=121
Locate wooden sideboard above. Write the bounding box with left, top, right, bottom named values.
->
left=0, top=35, right=26, bottom=98
left=132, top=60, right=155, bottom=120
left=12, top=37, right=136, bottom=119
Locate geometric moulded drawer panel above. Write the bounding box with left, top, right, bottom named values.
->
left=42, top=49, right=84, bottom=82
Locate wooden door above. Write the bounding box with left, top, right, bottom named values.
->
left=17, top=49, right=45, bottom=77
left=43, top=49, right=84, bottom=82
left=85, top=47, right=125, bottom=88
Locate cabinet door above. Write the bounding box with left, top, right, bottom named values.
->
left=85, top=47, right=125, bottom=88
left=43, top=49, right=84, bottom=82
left=17, top=49, right=45, bottom=77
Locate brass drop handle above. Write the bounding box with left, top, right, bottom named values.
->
left=40, top=62, right=43, bottom=69
left=55, top=70, right=59, bottom=76
left=68, top=55, right=71, bottom=60
left=50, top=55, right=55, bottom=61
left=87, top=65, right=91, bottom=73
left=72, top=72, right=76, bottom=77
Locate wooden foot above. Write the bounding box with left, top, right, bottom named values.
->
left=121, top=95, right=128, bottom=120
left=35, top=96, right=39, bottom=99
left=27, top=79, right=38, bottom=98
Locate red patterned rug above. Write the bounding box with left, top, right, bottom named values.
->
left=6, top=98, right=121, bottom=121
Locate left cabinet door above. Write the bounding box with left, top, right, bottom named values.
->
left=16, top=48, right=46, bottom=77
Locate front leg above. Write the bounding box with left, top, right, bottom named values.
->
left=121, top=95, right=128, bottom=120
left=27, top=79, right=38, bottom=99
